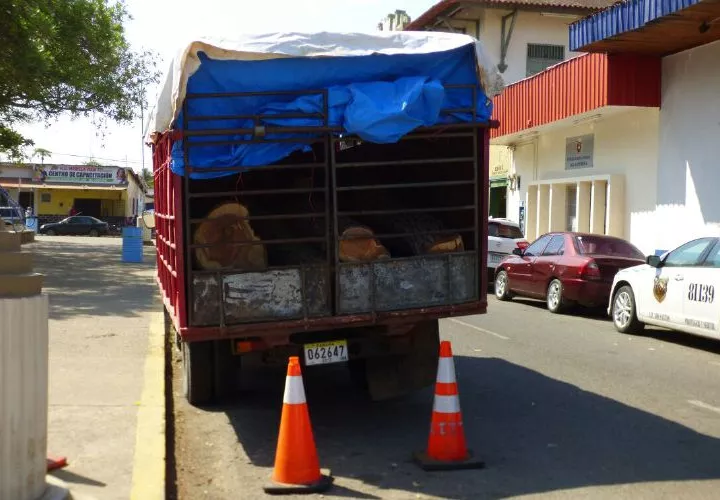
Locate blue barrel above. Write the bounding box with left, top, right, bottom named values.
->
left=122, top=227, right=144, bottom=263
left=26, top=216, right=38, bottom=231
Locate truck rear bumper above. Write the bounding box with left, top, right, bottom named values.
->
left=168, top=296, right=487, bottom=344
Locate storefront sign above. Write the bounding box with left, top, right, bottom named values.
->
left=565, top=134, right=594, bottom=170
left=490, top=161, right=509, bottom=179
left=33, top=165, right=128, bottom=185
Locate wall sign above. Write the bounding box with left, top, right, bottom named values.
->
left=565, top=134, right=594, bottom=170
left=33, top=165, right=128, bottom=185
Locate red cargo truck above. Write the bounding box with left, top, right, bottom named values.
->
left=148, top=33, right=498, bottom=405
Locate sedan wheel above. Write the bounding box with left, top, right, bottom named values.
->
left=46, top=229, right=56, bottom=236
left=546, top=279, right=565, bottom=314
left=612, top=285, right=644, bottom=334
left=89, top=229, right=99, bottom=237
left=494, top=270, right=512, bottom=301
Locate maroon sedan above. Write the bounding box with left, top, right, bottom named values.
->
left=494, top=232, right=645, bottom=313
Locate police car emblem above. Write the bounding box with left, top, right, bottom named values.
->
left=653, top=276, right=668, bottom=303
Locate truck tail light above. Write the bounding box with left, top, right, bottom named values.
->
left=579, top=259, right=601, bottom=280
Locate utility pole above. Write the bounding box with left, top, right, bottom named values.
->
left=140, top=87, right=146, bottom=173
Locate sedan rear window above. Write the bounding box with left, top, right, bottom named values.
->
left=574, top=235, right=644, bottom=259
left=489, top=222, right=523, bottom=239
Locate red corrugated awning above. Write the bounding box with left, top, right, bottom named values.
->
left=490, top=52, right=661, bottom=140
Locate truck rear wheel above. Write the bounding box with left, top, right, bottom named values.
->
left=182, top=341, right=214, bottom=406
left=365, top=320, right=440, bottom=401
left=182, top=339, right=240, bottom=406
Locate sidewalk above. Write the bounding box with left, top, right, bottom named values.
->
left=33, top=236, right=159, bottom=500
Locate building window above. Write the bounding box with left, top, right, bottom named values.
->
left=40, top=193, right=51, bottom=203
left=526, top=44, right=565, bottom=77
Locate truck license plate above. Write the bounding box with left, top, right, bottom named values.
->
left=304, top=340, right=349, bottom=366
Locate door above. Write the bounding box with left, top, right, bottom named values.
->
left=681, top=240, right=720, bottom=338
left=508, top=234, right=552, bottom=293
left=18, top=192, right=33, bottom=213
left=532, top=234, right=565, bottom=296
left=74, top=199, right=102, bottom=218
left=637, top=238, right=716, bottom=328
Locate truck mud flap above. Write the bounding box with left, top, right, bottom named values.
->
left=365, top=320, right=439, bottom=401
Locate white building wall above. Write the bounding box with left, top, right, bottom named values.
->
left=655, top=40, right=720, bottom=252
left=507, top=107, right=660, bottom=254
left=482, top=10, right=583, bottom=85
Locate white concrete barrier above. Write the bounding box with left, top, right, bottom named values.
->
left=0, top=224, right=60, bottom=499
left=0, top=295, right=49, bottom=500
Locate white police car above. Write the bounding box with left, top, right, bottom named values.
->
left=608, top=237, right=720, bottom=340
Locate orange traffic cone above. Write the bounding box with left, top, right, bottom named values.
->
left=263, top=356, right=333, bottom=494
left=413, top=340, right=485, bottom=471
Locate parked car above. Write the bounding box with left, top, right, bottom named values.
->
left=494, top=232, right=646, bottom=313
left=0, top=206, right=23, bottom=227
left=487, top=218, right=528, bottom=279
left=609, top=236, right=720, bottom=340
left=39, top=216, right=109, bottom=236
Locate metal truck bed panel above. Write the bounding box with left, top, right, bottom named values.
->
left=192, top=266, right=330, bottom=326
left=338, top=252, right=477, bottom=314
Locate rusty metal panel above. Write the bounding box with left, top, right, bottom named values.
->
left=191, top=275, right=221, bottom=326
left=191, top=266, right=330, bottom=327
left=223, top=267, right=330, bottom=323
left=338, top=253, right=476, bottom=314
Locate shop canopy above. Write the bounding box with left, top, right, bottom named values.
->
left=570, top=0, right=720, bottom=55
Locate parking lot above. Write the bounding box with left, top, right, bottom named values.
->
left=169, top=295, right=720, bottom=499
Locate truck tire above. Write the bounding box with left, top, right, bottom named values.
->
left=365, top=320, right=440, bottom=401
left=213, top=339, right=239, bottom=401
left=182, top=341, right=214, bottom=406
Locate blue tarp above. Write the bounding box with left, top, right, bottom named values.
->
left=170, top=44, right=492, bottom=179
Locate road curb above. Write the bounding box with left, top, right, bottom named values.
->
left=130, top=312, right=166, bottom=499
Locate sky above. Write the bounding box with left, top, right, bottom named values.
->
left=15, top=0, right=438, bottom=172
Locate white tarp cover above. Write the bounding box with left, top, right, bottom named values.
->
left=145, top=31, right=504, bottom=143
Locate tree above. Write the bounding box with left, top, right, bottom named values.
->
left=0, top=1, right=159, bottom=160
left=33, top=147, right=52, bottom=164
left=84, top=159, right=102, bottom=167
left=141, top=166, right=153, bottom=188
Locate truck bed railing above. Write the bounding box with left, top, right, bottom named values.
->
left=155, top=85, right=490, bottom=330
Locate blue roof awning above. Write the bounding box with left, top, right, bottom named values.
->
left=569, top=0, right=720, bottom=55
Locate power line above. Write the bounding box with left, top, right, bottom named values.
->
left=44, top=152, right=145, bottom=165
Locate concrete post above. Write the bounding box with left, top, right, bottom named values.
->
left=590, top=180, right=608, bottom=235
left=525, top=186, right=538, bottom=241
left=0, top=221, right=64, bottom=499
left=537, top=185, right=550, bottom=236
left=577, top=181, right=592, bottom=233
left=549, top=183, right=567, bottom=232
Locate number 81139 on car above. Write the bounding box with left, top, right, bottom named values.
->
left=303, top=340, right=349, bottom=366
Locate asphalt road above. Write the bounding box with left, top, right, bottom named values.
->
left=170, top=295, right=720, bottom=499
